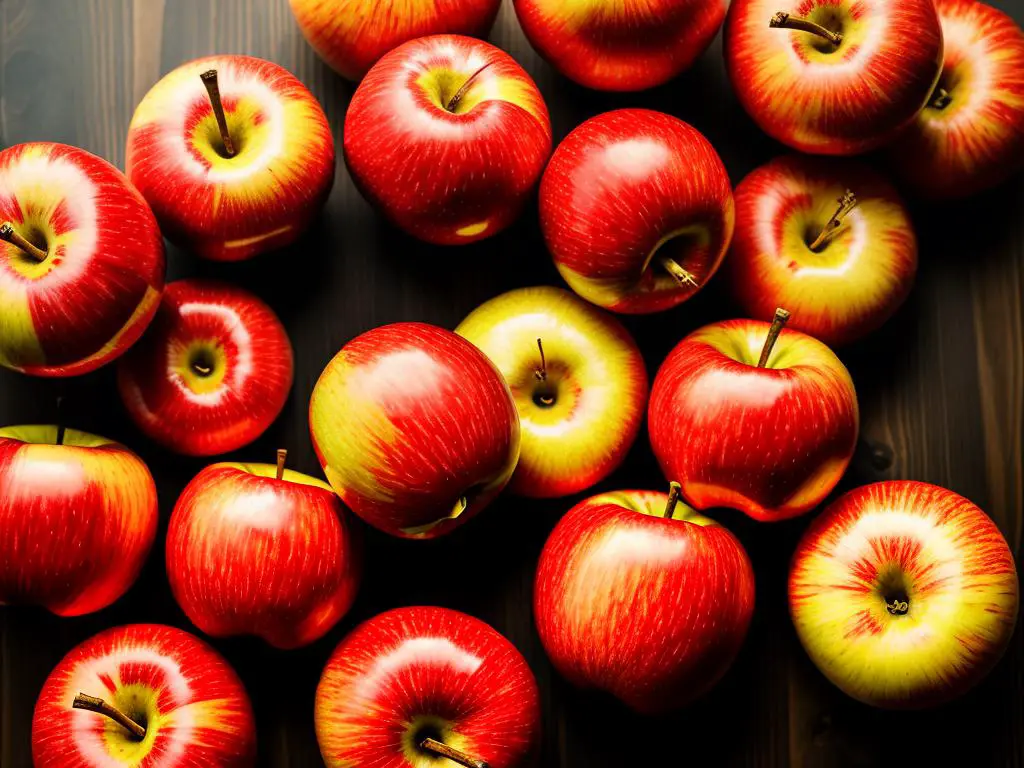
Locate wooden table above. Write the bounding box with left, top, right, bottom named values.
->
left=2, top=1, right=1023, bottom=765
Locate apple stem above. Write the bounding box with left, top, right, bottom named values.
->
left=421, top=738, right=489, bottom=768
left=55, top=396, right=66, bottom=446
left=72, top=693, right=146, bottom=740
left=758, top=308, right=791, bottom=368
left=276, top=448, right=287, bottom=480
left=664, top=481, right=682, bottom=519
left=445, top=62, right=494, bottom=113
left=200, top=70, right=236, bottom=158
left=769, top=12, right=843, bottom=46
left=930, top=87, right=952, bottom=110
left=808, top=190, right=857, bottom=252
left=0, top=222, right=48, bottom=263
left=660, top=257, right=699, bottom=289
left=534, top=338, right=547, bottom=382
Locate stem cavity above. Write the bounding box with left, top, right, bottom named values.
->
left=664, top=482, right=682, bottom=519
left=421, top=738, right=489, bottom=768
left=770, top=11, right=843, bottom=46
left=660, top=257, right=699, bottom=289
left=72, top=693, right=146, bottom=740
left=0, top=222, right=48, bottom=263
left=930, top=87, right=952, bottom=110
left=276, top=449, right=287, bottom=481
left=446, top=62, right=493, bottom=113
left=200, top=69, right=236, bottom=158
left=808, top=190, right=857, bottom=252
left=758, top=308, right=791, bottom=368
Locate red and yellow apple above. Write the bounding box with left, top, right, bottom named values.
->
left=0, top=425, right=157, bottom=616
left=540, top=109, right=734, bottom=314
left=309, top=322, right=520, bottom=539
left=290, top=0, right=502, bottom=81
left=117, top=279, right=294, bottom=457
left=456, top=285, right=648, bottom=498
left=889, top=0, right=1024, bottom=200
left=512, top=0, right=727, bottom=91
left=166, top=452, right=361, bottom=649
left=127, top=55, right=335, bottom=262
left=344, top=34, right=552, bottom=245
left=32, top=624, right=255, bottom=767
left=535, top=485, right=755, bottom=714
left=790, top=481, right=1019, bottom=708
left=725, top=0, right=944, bottom=155
left=728, top=155, right=918, bottom=347
left=315, top=606, right=540, bottom=768
left=648, top=312, right=859, bottom=521
left=0, top=142, right=164, bottom=376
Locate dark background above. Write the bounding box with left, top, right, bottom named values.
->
left=2, top=0, right=1023, bottom=765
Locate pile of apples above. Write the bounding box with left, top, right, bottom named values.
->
left=1, top=0, right=1023, bottom=765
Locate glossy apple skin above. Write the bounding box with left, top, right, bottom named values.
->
left=315, top=606, right=540, bottom=768
left=535, top=489, right=755, bottom=714
left=0, top=426, right=157, bottom=616
left=310, top=322, right=520, bottom=539
left=32, top=624, right=256, bottom=767
left=513, top=0, right=726, bottom=91
left=117, top=279, right=294, bottom=457
left=167, top=462, right=361, bottom=649
left=889, top=0, right=1024, bottom=200
left=728, top=155, right=918, bottom=347
left=290, top=0, right=501, bottom=81
left=0, top=142, right=165, bottom=376
left=790, top=481, right=1019, bottom=708
left=725, top=0, right=944, bottom=155
left=540, top=109, right=734, bottom=314
left=344, top=35, right=552, bottom=245
left=649, top=319, right=859, bottom=522
left=126, top=55, right=335, bottom=262
left=456, top=286, right=648, bottom=497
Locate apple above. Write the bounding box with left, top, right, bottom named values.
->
left=888, top=0, right=1024, bottom=200
left=166, top=449, right=361, bottom=649
left=648, top=310, right=859, bottom=521
left=540, top=109, right=734, bottom=314
left=344, top=34, right=552, bottom=246
left=727, top=155, right=918, bottom=347
left=513, top=0, right=727, bottom=91
left=724, top=0, right=944, bottom=155
left=32, top=623, right=256, bottom=767
left=456, top=285, right=648, bottom=498
left=790, top=481, right=1019, bottom=708
left=0, top=142, right=164, bottom=377
left=535, top=484, right=755, bottom=714
left=310, top=322, right=520, bottom=539
left=0, top=425, right=157, bottom=616
left=290, top=0, right=502, bottom=81
left=117, top=279, right=294, bottom=457
left=315, top=605, right=540, bottom=768
left=126, top=55, right=335, bottom=262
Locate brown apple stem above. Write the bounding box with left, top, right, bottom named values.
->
left=72, top=693, right=146, bottom=740
left=56, top=396, right=66, bottom=446
left=758, top=308, right=791, bottom=368
left=930, top=87, right=952, bottom=110
left=276, top=448, right=287, bottom=480
left=769, top=12, right=843, bottom=46
left=200, top=70, right=236, bottom=158
left=660, top=257, right=698, bottom=288
left=421, top=738, right=489, bottom=768
left=808, top=190, right=857, bottom=252
left=0, top=222, right=48, bottom=263
left=664, top=481, right=682, bottom=519
left=534, top=338, right=547, bottom=382
left=446, top=62, right=494, bottom=113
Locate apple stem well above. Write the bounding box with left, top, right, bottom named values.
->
left=200, top=69, right=236, bottom=158
left=72, top=693, right=146, bottom=740
left=420, top=738, right=489, bottom=768
left=664, top=482, right=683, bottom=519
left=808, top=190, right=857, bottom=252
left=769, top=11, right=843, bottom=46
left=0, top=222, right=48, bottom=263
left=276, top=448, right=287, bottom=480
left=445, top=62, right=494, bottom=113
left=758, top=308, right=791, bottom=368
left=930, top=87, right=953, bottom=110
left=660, top=257, right=699, bottom=288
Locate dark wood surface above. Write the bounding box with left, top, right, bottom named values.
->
left=2, top=0, right=1023, bottom=765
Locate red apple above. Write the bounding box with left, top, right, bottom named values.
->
left=290, top=0, right=501, bottom=81
left=344, top=34, right=552, bottom=245
left=166, top=450, right=361, bottom=649
left=648, top=311, right=859, bottom=521
left=315, top=606, right=540, bottom=768
left=725, top=0, right=944, bottom=155
left=117, top=279, right=294, bottom=457
left=790, top=481, right=1019, bottom=708
left=535, top=484, right=755, bottom=714
left=32, top=624, right=255, bottom=767
left=309, top=322, right=520, bottom=539
left=540, top=109, right=734, bottom=314
left=0, top=142, right=164, bottom=376
left=0, top=425, right=157, bottom=616
left=727, top=155, right=918, bottom=347
left=889, top=0, right=1024, bottom=200
left=513, top=0, right=727, bottom=91
left=126, top=55, right=335, bottom=262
